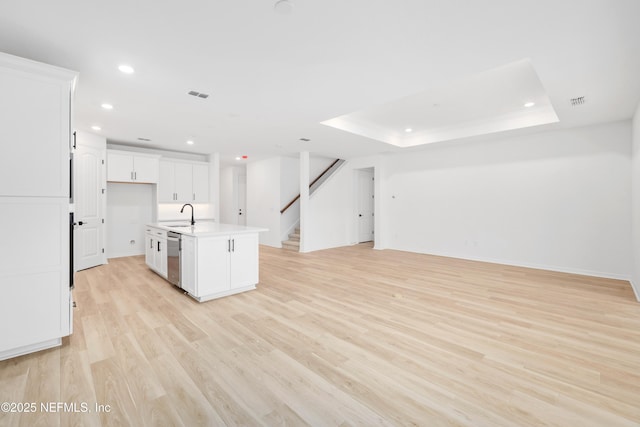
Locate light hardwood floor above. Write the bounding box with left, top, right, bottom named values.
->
left=1, top=244, right=639, bottom=426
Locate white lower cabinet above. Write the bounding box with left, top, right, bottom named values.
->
left=0, top=198, right=72, bottom=360
left=181, top=235, right=197, bottom=296
left=145, top=227, right=167, bottom=279
left=180, top=233, right=259, bottom=302
left=228, top=233, right=259, bottom=289
left=145, top=231, right=154, bottom=267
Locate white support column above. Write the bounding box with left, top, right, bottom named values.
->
left=209, top=153, right=220, bottom=222
left=374, top=155, right=385, bottom=250
left=299, top=151, right=310, bottom=253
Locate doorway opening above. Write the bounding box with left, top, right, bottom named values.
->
left=355, top=167, right=375, bottom=244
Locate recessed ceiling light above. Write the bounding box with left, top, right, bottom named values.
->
left=235, top=156, right=242, bottom=161
left=91, top=125, right=101, bottom=131
left=186, top=140, right=194, bottom=145
left=405, top=128, right=413, bottom=133
left=524, top=102, right=535, bottom=108
left=101, top=103, right=113, bottom=110
left=118, top=64, right=135, bottom=74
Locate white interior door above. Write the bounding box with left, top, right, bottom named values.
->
left=357, top=169, right=374, bottom=243
left=75, top=144, right=105, bottom=270
left=237, top=174, right=246, bottom=225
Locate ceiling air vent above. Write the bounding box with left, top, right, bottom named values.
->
left=570, top=96, right=586, bottom=106
left=137, top=137, right=151, bottom=142
left=187, top=90, right=210, bottom=99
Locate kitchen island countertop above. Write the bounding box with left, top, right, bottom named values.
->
left=148, top=222, right=268, bottom=237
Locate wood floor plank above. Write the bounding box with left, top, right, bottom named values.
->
left=0, top=373, right=27, bottom=427
left=59, top=350, right=101, bottom=427
left=0, top=244, right=638, bottom=426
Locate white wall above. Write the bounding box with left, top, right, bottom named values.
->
left=305, top=121, right=633, bottom=281
left=157, top=203, right=213, bottom=222
left=631, top=103, right=640, bottom=300
left=106, top=183, right=154, bottom=258
left=386, top=121, right=632, bottom=279
left=310, top=155, right=337, bottom=182
left=219, top=165, right=246, bottom=224
left=247, top=157, right=281, bottom=247
left=280, top=157, right=300, bottom=240
left=305, top=155, right=384, bottom=252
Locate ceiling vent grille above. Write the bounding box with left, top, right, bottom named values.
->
left=188, top=90, right=210, bottom=99
left=137, top=137, right=151, bottom=142
left=570, top=96, right=586, bottom=106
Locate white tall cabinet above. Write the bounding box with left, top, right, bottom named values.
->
left=0, top=52, right=77, bottom=360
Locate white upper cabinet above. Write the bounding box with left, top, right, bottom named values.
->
left=158, top=159, right=209, bottom=203
left=0, top=54, right=76, bottom=197
left=192, top=164, right=209, bottom=203
left=107, top=150, right=159, bottom=183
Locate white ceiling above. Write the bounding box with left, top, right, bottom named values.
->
left=322, top=59, right=560, bottom=147
left=1, top=0, right=639, bottom=164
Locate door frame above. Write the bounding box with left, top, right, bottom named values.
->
left=236, top=172, right=247, bottom=226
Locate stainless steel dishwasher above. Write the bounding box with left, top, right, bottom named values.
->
left=167, top=231, right=181, bottom=287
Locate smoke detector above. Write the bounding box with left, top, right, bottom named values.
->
left=570, top=96, right=586, bottom=106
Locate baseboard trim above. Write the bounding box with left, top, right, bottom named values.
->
left=390, top=246, right=631, bottom=282
left=0, top=338, right=62, bottom=361
left=630, top=280, right=640, bottom=302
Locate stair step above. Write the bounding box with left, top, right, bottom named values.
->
left=288, top=233, right=300, bottom=240
left=282, top=240, right=300, bottom=251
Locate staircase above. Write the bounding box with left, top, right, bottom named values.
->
left=282, top=227, right=300, bottom=251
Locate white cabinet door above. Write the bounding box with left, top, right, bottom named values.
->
left=158, top=160, right=208, bottom=203
left=133, top=156, right=159, bottom=183
left=174, top=163, right=192, bottom=202
left=0, top=197, right=70, bottom=353
left=0, top=65, right=72, bottom=197
left=229, top=233, right=259, bottom=289
left=181, top=235, right=197, bottom=295
left=192, top=163, right=209, bottom=203
left=107, top=152, right=134, bottom=182
left=197, top=236, right=230, bottom=296
left=158, top=237, right=168, bottom=278
left=107, top=151, right=159, bottom=183
left=158, top=161, right=175, bottom=202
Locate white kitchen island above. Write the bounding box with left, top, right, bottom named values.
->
left=146, top=222, right=267, bottom=302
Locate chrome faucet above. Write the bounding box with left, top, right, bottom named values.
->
left=180, top=203, right=195, bottom=226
